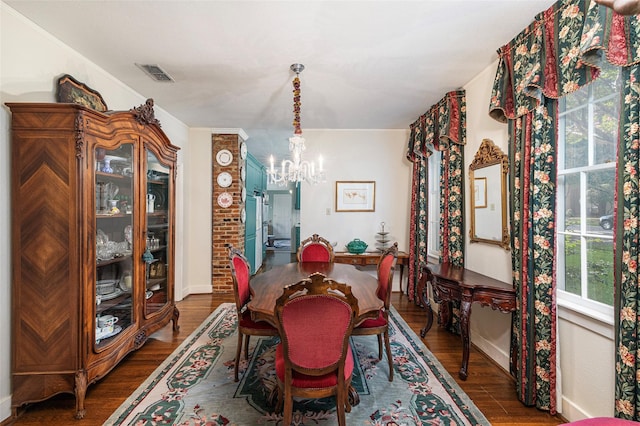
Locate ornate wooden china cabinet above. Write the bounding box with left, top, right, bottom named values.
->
left=7, top=99, right=179, bottom=418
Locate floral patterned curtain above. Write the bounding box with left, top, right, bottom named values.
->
left=491, top=0, right=640, bottom=417
left=581, top=2, right=640, bottom=420
left=407, top=90, right=466, bottom=306
left=489, top=0, right=603, bottom=414
left=407, top=118, right=428, bottom=302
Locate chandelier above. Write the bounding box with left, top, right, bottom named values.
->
left=267, top=63, right=326, bottom=186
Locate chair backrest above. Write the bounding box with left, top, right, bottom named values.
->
left=274, top=272, right=358, bottom=375
left=228, top=246, right=251, bottom=312
left=376, top=242, right=398, bottom=308
left=297, top=233, right=334, bottom=262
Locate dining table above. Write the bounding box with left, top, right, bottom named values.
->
left=247, top=261, right=383, bottom=407
left=247, top=262, right=383, bottom=328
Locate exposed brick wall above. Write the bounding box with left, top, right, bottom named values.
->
left=212, top=134, right=244, bottom=293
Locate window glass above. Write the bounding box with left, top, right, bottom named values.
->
left=428, top=150, right=441, bottom=258
left=562, top=107, right=588, bottom=169
left=560, top=173, right=580, bottom=232
left=586, top=236, right=614, bottom=305
left=593, top=101, right=619, bottom=165
left=557, top=61, right=619, bottom=313
left=562, top=234, right=581, bottom=297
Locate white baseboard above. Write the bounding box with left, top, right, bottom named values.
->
left=560, top=395, right=600, bottom=422
left=0, top=393, right=12, bottom=424
left=181, top=284, right=212, bottom=299
left=427, top=296, right=511, bottom=371
left=469, top=329, right=510, bottom=371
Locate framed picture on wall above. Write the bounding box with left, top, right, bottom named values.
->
left=335, top=181, right=375, bottom=212
left=474, top=177, right=487, bottom=208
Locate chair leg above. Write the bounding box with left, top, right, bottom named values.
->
left=283, top=392, right=293, bottom=426
left=377, top=334, right=383, bottom=360
left=384, top=330, right=393, bottom=381
left=336, top=389, right=346, bottom=426
left=347, top=384, right=359, bottom=408
left=244, top=335, right=251, bottom=360
left=345, top=387, right=352, bottom=413
left=274, top=385, right=284, bottom=413
left=234, top=332, right=243, bottom=382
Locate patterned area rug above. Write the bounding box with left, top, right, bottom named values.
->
left=104, top=303, right=489, bottom=425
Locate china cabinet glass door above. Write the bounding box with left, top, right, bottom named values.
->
left=94, top=144, right=135, bottom=348
left=144, top=149, right=170, bottom=316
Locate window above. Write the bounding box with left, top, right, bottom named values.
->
left=557, top=62, right=620, bottom=318
left=428, top=150, right=441, bottom=258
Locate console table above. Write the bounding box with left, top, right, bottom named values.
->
left=334, top=251, right=409, bottom=292
left=417, top=262, right=516, bottom=380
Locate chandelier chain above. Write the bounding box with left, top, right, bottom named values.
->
left=267, top=64, right=326, bottom=186
left=292, top=76, right=301, bottom=135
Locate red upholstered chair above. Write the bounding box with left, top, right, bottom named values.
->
left=296, top=233, right=334, bottom=262
left=274, top=272, right=358, bottom=426
left=351, top=242, right=398, bottom=381
left=228, top=246, right=278, bottom=382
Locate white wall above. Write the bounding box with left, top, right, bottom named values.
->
left=463, top=62, right=515, bottom=373
left=298, top=129, right=412, bottom=291
left=0, top=4, right=190, bottom=421
left=299, top=129, right=411, bottom=252
left=462, top=60, right=615, bottom=420
left=184, top=128, right=214, bottom=296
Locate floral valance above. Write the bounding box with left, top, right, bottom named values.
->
left=489, top=0, right=640, bottom=123
left=407, top=89, right=466, bottom=163
left=580, top=1, right=640, bottom=67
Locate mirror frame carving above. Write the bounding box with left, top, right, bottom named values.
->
left=469, top=138, right=510, bottom=250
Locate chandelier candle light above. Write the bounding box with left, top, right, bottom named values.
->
left=268, top=64, right=326, bottom=186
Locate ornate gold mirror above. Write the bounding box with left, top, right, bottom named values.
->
left=469, top=138, right=509, bottom=250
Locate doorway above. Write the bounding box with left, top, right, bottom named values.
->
left=270, top=192, right=292, bottom=252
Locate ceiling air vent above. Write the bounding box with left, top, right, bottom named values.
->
left=136, top=63, right=175, bottom=82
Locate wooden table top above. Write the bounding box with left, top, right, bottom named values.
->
left=247, top=262, right=383, bottom=326
left=427, top=262, right=514, bottom=292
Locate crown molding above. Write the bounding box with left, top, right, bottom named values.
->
left=211, top=128, right=249, bottom=141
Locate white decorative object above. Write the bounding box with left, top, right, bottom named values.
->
left=240, top=164, right=246, bottom=182
left=240, top=141, right=248, bottom=160
left=375, top=221, right=391, bottom=252
left=217, top=192, right=233, bottom=208
left=216, top=149, right=233, bottom=166
left=216, top=172, right=232, bottom=188
left=241, top=207, right=246, bottom=223
left=241, top=186, right=247, bottom=202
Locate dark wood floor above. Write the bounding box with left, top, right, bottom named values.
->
left=7, top=252, right=565, bottom=425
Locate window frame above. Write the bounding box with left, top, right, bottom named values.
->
left=556, top=72, right=618, bottom=322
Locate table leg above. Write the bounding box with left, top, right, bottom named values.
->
left=458, top=291, right=473, bottom=380
left=417, top=265, right=434, bottom=337
left=440, top=301, right=452, bottom=329
left=418, top=280, right=433, bottom=338
left=399, top=264, right=405, bottom=294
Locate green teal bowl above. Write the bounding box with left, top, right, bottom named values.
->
left=346, top=238, right=368, bottom=254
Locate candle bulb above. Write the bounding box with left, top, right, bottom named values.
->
left=318, top=155, right=323, bottom=172
left=270, top=155, right=275, bottom=173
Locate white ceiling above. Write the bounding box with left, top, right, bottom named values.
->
left=4, top=0, right=555, bottom=164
